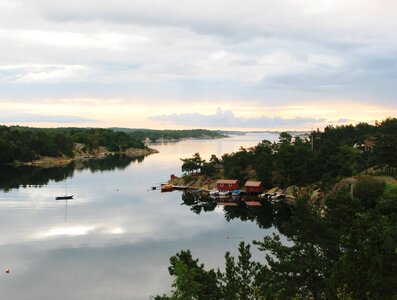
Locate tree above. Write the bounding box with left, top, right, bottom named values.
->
left=279, top=132, right=292, bottom=144
left=254, top=195, right=335, bottom=300
left=180, top=153, right=205, bottom=174
left=353, top=176, right=385, bottom=209
left=253, top=140, right=273, bottom=188
left=161, top=250, right=222, bottom=300
left=375, top=120, right=397, bottom=174
left=219, top=242, right=262, bottom=300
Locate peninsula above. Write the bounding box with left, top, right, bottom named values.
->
left=0, top=126, right=227, bottom=166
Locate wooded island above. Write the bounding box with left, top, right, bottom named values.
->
left=0, top=126, right=225, bottom=165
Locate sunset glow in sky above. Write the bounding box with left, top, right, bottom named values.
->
left=0, top=0, right=396, bottom=130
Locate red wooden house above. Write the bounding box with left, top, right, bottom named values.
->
left=216, top=179, right=239, bottom=191
left=244, top=181, right=263, bottom=194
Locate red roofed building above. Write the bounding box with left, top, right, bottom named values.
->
left=245, top=181, right=263, bottom=194
left=216, top=179, right=239, bottom=191
left=363, top=138, right=375, bottom=151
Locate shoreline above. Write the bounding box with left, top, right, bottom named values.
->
left=147, top=135, right=228, bottom=144
left=7, top=147, right=159, bottom=168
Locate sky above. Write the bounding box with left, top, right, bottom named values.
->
left=0, top=0, right=396, bottom=130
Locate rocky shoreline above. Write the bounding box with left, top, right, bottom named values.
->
left=12, top=146, right=159, bottom=167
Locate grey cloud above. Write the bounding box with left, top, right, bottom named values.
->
left=337, top=118, right=350, bottom=123
left=0, top=0, right=396, bottom=116
left=150, top=109, right=325, bottom=129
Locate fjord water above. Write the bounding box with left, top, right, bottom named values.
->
left=0, top=133, right=279, bottom=300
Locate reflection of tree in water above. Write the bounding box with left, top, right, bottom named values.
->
left=181, top=191, right=292, bottom=231
left=0, top=164, right=75, bottom=192
left=75, top=154, right=145, bottom=173
left=0, top=154, right=145, bottom=191
left=181, top=192, right=218, bottom=214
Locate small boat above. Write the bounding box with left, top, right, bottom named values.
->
left=56, top=195, right=74, bottom=200
left=161, top=184, right=174, bottom=192
left=56, top=176, right=73, bottom=200
left=218, top=190, right=231, bottom=196
left=173, top=185, right=189, bottom=190
left=231, top=189, right=246, bottom=196
left=209, top=190, right=219, bottom=197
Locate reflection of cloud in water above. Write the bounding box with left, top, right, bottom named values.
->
left=33, top=225, right=96, bottom=238
left=0, top=133, right=283, bottom=299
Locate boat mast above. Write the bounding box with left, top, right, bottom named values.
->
left=65, top=200, right=68, bottom=222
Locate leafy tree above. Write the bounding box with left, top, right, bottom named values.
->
left=279, top=132, right=292, bottom=144
left=219, top=242, right=262, bottom=300
left=180, top=153, right=205, bottom=174
left=164, top=250, right=222, bottom=299
left=201, top=162, right=216, bottom=176
left=353, top=176, right=385, bottom=209
left=374, top=119, right=397, bottom=174
left=255, top=196, right=333, bottom=300
left=253, top=140, right=273, bottom=188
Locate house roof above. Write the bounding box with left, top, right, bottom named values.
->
left=245, top=181, right=262, bottom=187
left=216, top=179, right=239, bottom=185
left=364, top=139, right=375, bottom=147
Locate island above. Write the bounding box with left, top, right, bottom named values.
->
left=0, top=126, right=229, bottom=166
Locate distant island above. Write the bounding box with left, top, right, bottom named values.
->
left=0, top=126, right=227, bottom=166
left=111, top=128, right=227, bottom=142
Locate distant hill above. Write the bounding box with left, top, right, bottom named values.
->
left=110, top=128, right=227, bottom=141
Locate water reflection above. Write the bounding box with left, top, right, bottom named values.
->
left=0, top=133, right=281, bottom=300
left=0, top=154, right=146, bottom=191
left=181, top=191, right=292, bottom=233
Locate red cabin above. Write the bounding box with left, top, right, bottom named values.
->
left=216, top=179, right=239, bottom=191
left=245, top=181, right=263, bottom=194
left=170, top=174, right=179, bottom=181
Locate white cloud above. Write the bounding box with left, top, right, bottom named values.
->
left=0, top=0, right=395, bottom=127
left=18, top=64, right=91, bottom=83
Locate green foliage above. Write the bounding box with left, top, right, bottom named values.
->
left=253, top=140, right=273, bottom=188
left=180, top=118, right=397, bottom=189
left=155, top=242, right=262, bottom=300
left=279, top=131, right=292, bottom=144
left=161, top=184, right=397, bottom=299
left=166, top=250, right=222, bottom=300
left=0, top=126, right=145, bottom=163
left=112, top=128, right=226, bottom=142
left=353, top=176, right=385, bottom=209
left=218, top=243, right=262, bottom=300
left=374, top=118, right=397, bottom=175
left=181, top=153, right=205, bottom=174
left=222, top=148, right=251, bottom=183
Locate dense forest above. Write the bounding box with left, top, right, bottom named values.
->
left=0, top=126, right=145, bottom=163
left=112, top=128, right=226, bottom=141
left=156, top=118, right=397, bottom=299
left=180, top=118, right=397, bottom=188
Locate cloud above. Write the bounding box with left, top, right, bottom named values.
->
left=0, top=112, right=97, bottom=123
left=337, top=118, right=350, bottom=123
left=150, top=108, right=325, bottom=129
left=0, top=0, right=396, bottom=127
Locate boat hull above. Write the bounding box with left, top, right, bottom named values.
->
left=56, top=196, right=74, bottom=200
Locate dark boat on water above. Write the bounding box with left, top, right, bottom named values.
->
left=56, top=195, right=74, bottom=200
left=56, top=176, right=73, bottom=200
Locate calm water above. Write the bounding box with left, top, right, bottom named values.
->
left=0, top=133, right=282, bottom=300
